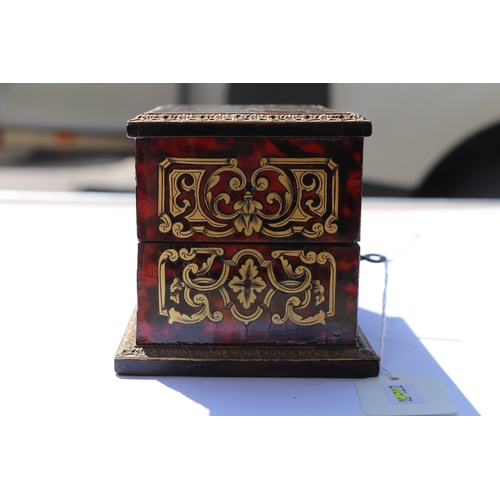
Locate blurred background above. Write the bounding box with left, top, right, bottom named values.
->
left=2, top=82, right=500, bottom=197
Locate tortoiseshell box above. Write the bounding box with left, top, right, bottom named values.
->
left=115, top=105, right=379, bottom=377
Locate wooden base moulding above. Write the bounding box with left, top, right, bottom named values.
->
left=114, top=312, right=380, bottom=378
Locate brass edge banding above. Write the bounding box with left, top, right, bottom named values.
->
left=116, top=311, right=378, bottom=362
left=130, top=111, right=369, bottom=124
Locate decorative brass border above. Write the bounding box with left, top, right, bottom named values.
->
left=130, top=108, right=368, bottom=124
left=157, top=156, right=339, bottom=238
left=115, top=310, right=379, bottom=362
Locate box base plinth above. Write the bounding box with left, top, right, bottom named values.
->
left=114, top=312, right=380, bottom=378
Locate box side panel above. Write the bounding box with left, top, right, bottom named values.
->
left=136, top=137, right=362, bottom=243
left=137, top=242, right=359, bottom=346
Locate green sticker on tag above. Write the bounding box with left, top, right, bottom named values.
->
left=381, top=383, right=425, bottom=405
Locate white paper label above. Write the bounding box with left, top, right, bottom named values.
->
left=355, top=372, right=456, bottom=415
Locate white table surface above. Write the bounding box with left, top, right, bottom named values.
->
left=1, top=192, right=497, bottom=498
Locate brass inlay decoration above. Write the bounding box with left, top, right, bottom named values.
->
left=157, top=157, right=339, bottom=238
left=158, top=248, right=336, bottom=327
left=130, top=107, right=369, bottom=124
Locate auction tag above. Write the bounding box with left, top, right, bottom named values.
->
left=355, top=372, right=456, bottom=415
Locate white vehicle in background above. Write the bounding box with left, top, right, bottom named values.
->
left=333, top=83, right=500, bottom=197
left=1, top=83, right=499, bottom=197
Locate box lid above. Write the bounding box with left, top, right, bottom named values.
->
left=127, top=104, right=372, bottom=138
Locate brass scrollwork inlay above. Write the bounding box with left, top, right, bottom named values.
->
left=158, top=247, right=336, bottom=327
left=157, top=157, right=339, bottom=238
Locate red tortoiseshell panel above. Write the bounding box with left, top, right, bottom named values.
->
left=135, top=137, right=363, bottom=244
left=137, top=242, right=359, bottom=346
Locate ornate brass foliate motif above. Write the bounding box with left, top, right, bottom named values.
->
left=157, top=157, right=339, bottom=238
left=158, top=248, right=337, bottom=327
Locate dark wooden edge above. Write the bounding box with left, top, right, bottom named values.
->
left=127, top=121, right=372, bottom=138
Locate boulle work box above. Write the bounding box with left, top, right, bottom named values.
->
left=115, top=105, right=379, bottom=377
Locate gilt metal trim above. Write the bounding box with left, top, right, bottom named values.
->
left=115, top=311, right=378, bottom=362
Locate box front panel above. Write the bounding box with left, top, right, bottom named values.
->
left=136, top=137, right=363, bottom=244
left=137, top=242, right=359, bottom=346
